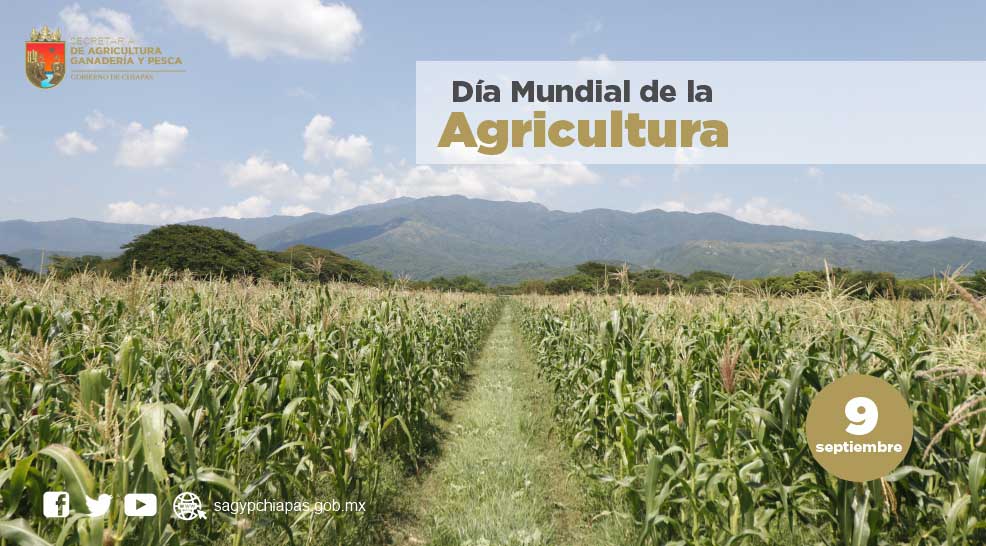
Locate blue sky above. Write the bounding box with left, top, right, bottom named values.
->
left=1, top=0, right=984, bottom=241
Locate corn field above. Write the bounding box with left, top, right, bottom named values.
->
left=520, top=292, right=986, bottom=545
left=3, top=272, right=985, bottom=546
left=0, top=273, right=499, bottom=545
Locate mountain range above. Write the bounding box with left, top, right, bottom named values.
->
left=2, top=195, right=985, bottom=283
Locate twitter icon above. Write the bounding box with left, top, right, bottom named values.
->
left=85, top=494, right=112, bottom=517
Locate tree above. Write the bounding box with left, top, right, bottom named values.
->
left=118, top=225, right=274, bottom=279
left=428, top=275, right=488, bottom=293
left=575, top=262, right=613, bottom=278
left=517, top=279, right=547, bottom=294
left=0, top=254, right=30, bottom=276
left=545, top=273, right=597, bottom=294
left=634, top=269, right=687, bottom=295
left=49, top=255, right=108, bottom=278
left=684, top=270, right=733, bottom=294
left=0, top=254, right=23, bottom=270
left=898, top=278, right=935, bottom=300
left=843, top=271, right=897, bottom=299
left=969, top=270, right=986, bottom=296
left=270, top=245, right=391, bottom=285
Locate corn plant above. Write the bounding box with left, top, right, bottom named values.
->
left=0, top=272, right=500, bottom=545
left=520, top=293, right=986, bottom=545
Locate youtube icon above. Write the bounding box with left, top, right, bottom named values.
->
left=124, top=494, right=158, bottom=517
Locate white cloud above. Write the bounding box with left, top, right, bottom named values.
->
left=401, top=166, right=542, bottom=201
left=0, top=126, right=7, bottom=143
left=59, top=4, right=138, bottom=41
left=217, top=196, right=271, bottom=218
left=106, top=201, right=211, bottom=224
left=298, top=160, right=598, bottom=213
left=286, top=87, right=315, bottom=100
left=576, top=53, right=614, bottom=74
left=280, top=204, right=314, bottom=216
left=654, top=194, right=732, bottom=214
left=400, top=161, right=593, bottom=200
left=106, top=196, right=271, bottom=223
left=55, top=132, right=98, bottom=156
left=163, top=0, right=361, bottom=61
left=226, top=155, right=332, bottom=201
left=651, top=196, right=805, bottom=227
left=657, top=200, right=687, bottom=212
left=217, top=106, right=598, bottom=218
left=836, top=192, right=893, bottom=216
left=111, top=156, right=597, bottom=222
left=807, top=166, right=824, bottom=178
left=580, top=53, right=610, bottom=62
left=569, top=19, right=602, bottom=45
left=85, top=110, right=112, bottom=131
left=913, top=226, right=948, bottom=241
left=303, top=114, right=372, bottom=165
left=673, top=148, right=702, bottom=181
left=734, top=197, right=809, bottom=228
left=116, top=122, right=189, bottom=167
left=704, top=195, right=733, bottom=213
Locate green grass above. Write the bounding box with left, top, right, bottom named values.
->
left=392, top=305, right=630, bottom=546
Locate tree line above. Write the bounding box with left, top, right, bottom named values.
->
left=6, top=226, right=984, bottom=299
left=507, top=261, right=986, bottom=299
left=24, top=225, right=392, bottom=286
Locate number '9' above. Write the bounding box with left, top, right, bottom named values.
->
left=845, top=396, right=878, bottom=436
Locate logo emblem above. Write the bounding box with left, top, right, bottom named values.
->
left=26, top=25, right=65, bottom=89
left=84, top=494, right=112, bottom=517
left=42, top=491, right=71, bottom=518
left=805, top=374, right=913, bottom=482
left=124, top=493, right=158, bottom=517
left=172, top=492, right=207, bottom=521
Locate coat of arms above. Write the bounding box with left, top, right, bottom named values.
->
left=26, top=25, right=65, bottom=89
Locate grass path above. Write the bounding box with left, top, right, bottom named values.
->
left=391, top=304, right=608, bottom=546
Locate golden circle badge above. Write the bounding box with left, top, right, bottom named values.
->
left=805, top=374, right=913, bottom=482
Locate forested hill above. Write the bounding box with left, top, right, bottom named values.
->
left=4, top=196, right=986, bottom=281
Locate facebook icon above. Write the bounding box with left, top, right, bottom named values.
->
left=43, top=491, right=70, bottom=518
